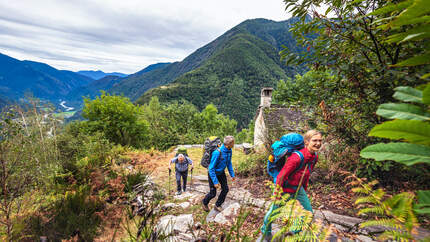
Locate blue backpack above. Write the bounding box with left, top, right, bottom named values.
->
left=267, top=133, right=304, bottom=183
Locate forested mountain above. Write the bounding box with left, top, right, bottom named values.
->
left=66, top=75, right=124, bottom=105
left=77, top=70, right=128, bottom=80
left=0, top=95, right=9, bottom=109
left=0, top=53, right=93, bottom=101
left=131, top=17, right=306, bottom=127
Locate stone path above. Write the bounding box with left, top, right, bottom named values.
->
left=140, top=174, right=430, bottom=241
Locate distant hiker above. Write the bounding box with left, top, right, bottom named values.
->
left=202, top=136, right=236, bottom=212
left=169, top=153, right=193, bottom=195
left=261, top=130, right=322, bottom=241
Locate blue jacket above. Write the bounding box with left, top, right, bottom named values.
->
left=208, top=144, right=235, bottom=185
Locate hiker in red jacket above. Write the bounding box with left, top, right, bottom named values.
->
left=260, top=130, right=322, bottom=241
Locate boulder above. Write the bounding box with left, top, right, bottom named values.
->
left=206, top=208, right=220, bottom=223
left=161, top=203, right=177, bottom=211
left=156, top=214, right=194, bottom=237
left=174, top=214, right=194, bottom=233
left=214, top=202, right=241, bottom=225
left=193, top=175, right=208, bottom=182
left=156, top=215, right=176, bottom=236
left=178, top=202, right=191, bottom=209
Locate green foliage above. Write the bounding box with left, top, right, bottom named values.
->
left=0, top=101, right=62, bottom=240
left=346, top=173, right=418, bottom=241
left=82, top=92, right=149, bottom=147
left=281, top=0, right=428, bottom=164
left=370, top=0, right=430, bottom=77
left=415, top=190, right=430, bottom=214
left=267, top=186, right=332, bottom=241
left=357, top=158, right=394, bottom=179
left=376, top=103, right=430, bottom=120
left=393, top=86, right=424, bottom=103
left=141, top=97, right=237, bottom=150
left=235, top=120, right=254, bottom=144
left=359, top=0, right=430, bottom=225
left=272, top=70, right=337, bottom=106
left=32, top=185, right=104, bottom=241
left=369, top=120, right=430, bottom=146
left=362, top=143, right=430, bottom=166
left=123, top=171, right=149, bottom=194
left=361, top=85, right=430, bottom=166
left=56, top=124, right=113, bottom=185
left=235, top=152, right=267, bottom=177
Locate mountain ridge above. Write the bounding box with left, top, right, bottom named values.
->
left=77, top=70, right=128, bottom=80
left=0, top=53, right=93, bottom=101
left=130, top=17, right=307, bottom=127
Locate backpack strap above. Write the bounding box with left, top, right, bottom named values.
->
left=216, top=148, right=222, bottom=161
left=288, top=151, right=305, bottom=179
left=308, top=152, right=318, bottom=173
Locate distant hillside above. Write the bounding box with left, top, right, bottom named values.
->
left=0, top=95, right=10, bottom=109
left=137, top=32, right=289, bottom=127
left=77, top=70, right=128, bottom=80
left=66, top=75, right=123, bottom=106
left=0, top=53, right=93, bottom=101
left=133, top=17, right=307, bottom=128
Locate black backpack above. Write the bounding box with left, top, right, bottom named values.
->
left=200, top=136, right=222, bottom=168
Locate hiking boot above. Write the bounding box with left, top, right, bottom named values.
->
left=176, top=191, right=182, bottom=195
left=202, top=200, right=209, bottom=212
left=214, top=205, right=223, bottom=212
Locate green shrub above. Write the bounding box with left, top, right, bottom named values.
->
left=82, top=92, right=149, bottom=148
left=29, top=186, right=104, bottom=241
left=56, top=128, right=113, bottom=186
left=236, top=152, right=268, bottom=177
left=123, top=171, right=149, bottom=194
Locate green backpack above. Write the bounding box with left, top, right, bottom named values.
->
left=175, top=147, right=188, bottom=157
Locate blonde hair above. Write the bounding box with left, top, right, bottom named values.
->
left=304, top=130, right=322, bottom=144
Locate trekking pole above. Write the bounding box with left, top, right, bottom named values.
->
left=168, top=168, right=171, bottom=196
left=190, top=168, right=193, bottom=192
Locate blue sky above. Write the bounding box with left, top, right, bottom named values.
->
left=0, top=0, right=291, bottom=74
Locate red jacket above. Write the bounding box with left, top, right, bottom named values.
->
left=275, top=148, right=318, bottom=193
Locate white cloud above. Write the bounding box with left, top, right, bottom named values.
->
left=0, top=0, right=290, bottom=73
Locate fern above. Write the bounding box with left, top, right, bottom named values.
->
left=357, top=206, right=385, bottom=216
left=267, top=185, right=332, bottom=241
left=346, top=172, right=419, bottom=240
left=360, top=218, right=402, bottom=229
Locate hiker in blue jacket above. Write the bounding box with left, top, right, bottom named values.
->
left=202, top=136, right=236, bottom=212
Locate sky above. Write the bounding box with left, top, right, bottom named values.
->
left=0, top=0, right=292, bottom=74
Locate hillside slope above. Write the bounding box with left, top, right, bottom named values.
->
left=0, top=53, right=93, bottom=101
left=135, top=18, right=305, bottom=127
left=137, top=32, right=289, bottom=127
left=66, top=75, right=123, bottom=105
